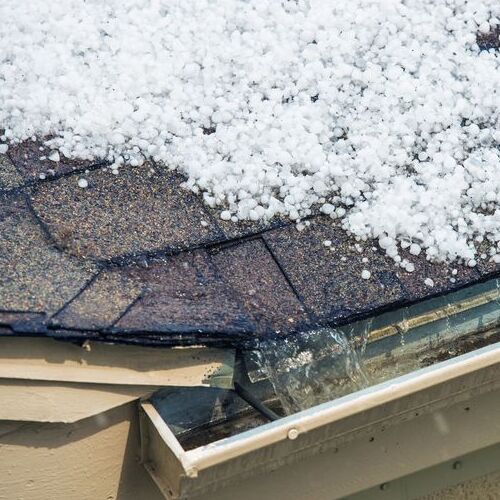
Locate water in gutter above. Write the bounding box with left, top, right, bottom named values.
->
left=257, top=278, right=500, bottom=414
left=151, top=277, right=500, bottom=450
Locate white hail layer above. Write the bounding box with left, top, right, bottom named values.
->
left=0, top=0, right=499, bottom=263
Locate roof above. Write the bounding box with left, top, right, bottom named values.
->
left=1, top=142, right=498, bottom=348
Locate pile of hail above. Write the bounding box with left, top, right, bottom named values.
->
left=1, top=0, right=499, bottom=267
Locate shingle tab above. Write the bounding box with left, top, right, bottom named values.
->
left=0, top=311, right=46, bottom=333
left=474, top=241, right=500, bottom=279
left=394, top=254, right=480, bottom=301
left=212, top=213, right=287, bottom=240
left=8, top=140, right=102, bottom=182
left=263, top=217, right=408, bottom=324
left=112, top=250, right=255, bottom=336
left=263, top=216, right=494, bottom=326
left=0, top=193, right=96, bottom=316
left=211, top=239, right=309, bottom=335
left=30, top=165, right=225, bottom=260
left=0, top=154, right=23, bottom=190
left=51, top=269, right=143, bottom=331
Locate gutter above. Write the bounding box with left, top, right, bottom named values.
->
left=140, top=341, right=500, bottom=499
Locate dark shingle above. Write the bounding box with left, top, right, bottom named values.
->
left=0, top=311, right=46, bottom=333
left=477, top=25, right=500, bottom=51
left=30, top=165, right=225, bottom=260
left=0, top=193, right=96, bottom=315
left=263, top=217, right=408, bottom=323
left=474, top=241, right=500, bottom=279
left=394, top=254, right=480, bottom=300
left=112, top=250, right=255, bottom=336
left=212, top=214, right=288, bottom=240
left=263, top=216, right=493, bottom=326
left=0, top=154, right=23, bottom=190
left=211, top=239, right=309, bottom=335
left=50, top=269, right=143, bottom=331
left=8, top=140, right=102, bottom=182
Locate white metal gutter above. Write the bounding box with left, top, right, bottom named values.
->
left=141, top=342, right=500, bottom=499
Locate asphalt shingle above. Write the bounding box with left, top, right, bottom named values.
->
left=8, top=140, right=103, bottom=182
left=30, top=165, right=224, bottom=260
left=211, top=238, right=309, bottom=335
left=111, top=250, right=255, bottom=337
left=0, top=144, right=498, bottom=347
left=0, top=193, right=96, bottom=317
left=50, top=269, right=142, bottom=331
left=0, top=154, right=23, bottom=191
left=264, top=217, right=410, bottom=324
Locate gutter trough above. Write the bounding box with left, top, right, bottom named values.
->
left=140, top=277, right=500, bottom=499
left=141, top=342, right=500, bottom=499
